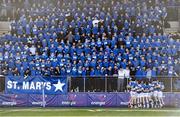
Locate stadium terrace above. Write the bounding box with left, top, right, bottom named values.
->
left=0, top=0, right=179, bottom=78
left=0, top=0, right=179, bottom=114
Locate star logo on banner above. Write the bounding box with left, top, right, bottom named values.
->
left=53, top=80, right=65, bottom=92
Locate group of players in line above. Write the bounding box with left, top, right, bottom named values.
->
left=127, top=80, right=165, bottom=108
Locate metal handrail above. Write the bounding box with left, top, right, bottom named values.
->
left=0, top=75, right=180, bottom=79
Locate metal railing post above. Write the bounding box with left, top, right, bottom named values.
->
left=84, top=77, right=86, bottom=92
left=170, top=77, right=173, bottom=92
left=179, top=7, right=180, bottom=31
left=68, top=76, right=71, bottom=92
left=105, top=76, right=107, bottom=92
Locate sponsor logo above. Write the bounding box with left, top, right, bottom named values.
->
left=91, top=102, right=105, bottom=106
left=2, top=101, right=17, bottom=106
left=32, top=101, right=46, bottom=105
left=61, top=101, right=76, bottom=105
left=120, top=102, right=129, bottom=105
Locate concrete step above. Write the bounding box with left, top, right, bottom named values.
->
left=0, top=21, right=10, bottom=36
left=164, top=28, right=179, bottom=33
left=0, top=22, right=11, bottom=28
left=0, top=31, right=8, bottom=35
left=168, top=21, right=179, bottom=28
left=0, top=22, right=11, bottom=34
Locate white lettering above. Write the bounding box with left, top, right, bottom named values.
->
left=2, top=101, right=17, bottom=106
left=46, top=82, right=51, bottom=90
left=7, top=81, right=12, bottom=89
left=21, top=81, right=52, bottom=91
left=23, top=82, right=29, bottom=89
left=12, top=81, right=17, bottom=89
left=91, top=102, right=105, bottom=106
left=36, top=82, right=41, bottom=90
left=29, top=82, right=35, bottom=90
left=120, top=102, right=129, bottom=105
left=32, top=101, right=46, bottom=105
left=61, top=101, right=76, bottom=105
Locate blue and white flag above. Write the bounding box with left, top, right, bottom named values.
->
left=5, top=76, right=67, bottom=94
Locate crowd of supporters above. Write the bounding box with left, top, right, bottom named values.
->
left=0, top=0, right=179, bottom=79
left=0, top=0, right=179, bottom=21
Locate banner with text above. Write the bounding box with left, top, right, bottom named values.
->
left=0, top=93, right=180, bottom=107
left=5, top=76, right=67, bottom=94
left=87, top=93, right=117, bottom=107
